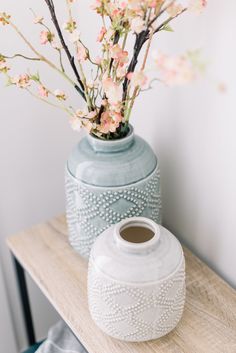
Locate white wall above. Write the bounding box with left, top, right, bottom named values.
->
left=0, top=0, right=235, bottom=351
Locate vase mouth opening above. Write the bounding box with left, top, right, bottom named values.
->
left=114, top=217, right=160, bottom=253
left=87, top=124, right=134, bottom=153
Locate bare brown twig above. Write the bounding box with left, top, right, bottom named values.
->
left=44, top=0, right=86, bottom=100
left=122, top=6, right=187, bottom=103
left=1, top=53, right=40, bottom=61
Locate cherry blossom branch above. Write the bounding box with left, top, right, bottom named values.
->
left=153, top=8, right=187, bottom=35
left=125, top=30, right=154, bottom=122
left=96, top=30, right=120, bottom=123
left=26, top=88, right=72, bottom=114
left=141, top=30, right=154, bottom=71
left=148, top=0, right=176, bottom=28
left=8, top=20, right=84, bottom=98
left=122, top=30, right=148, bottom=102
left=44, top=0, right=85, bottom=99
left=123, top=7, right=187, bottom=103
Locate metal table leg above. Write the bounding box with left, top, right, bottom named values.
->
left=13, top=255, right=36, bottom=347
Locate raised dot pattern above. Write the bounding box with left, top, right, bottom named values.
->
left=65, top=167, right=161, bottom=257
left=88, top=259, right=185, bottom=342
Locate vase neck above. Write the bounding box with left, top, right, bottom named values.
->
left=114, top=217, right=160, bottom=255
left=87, top=125, right=134, bottom=153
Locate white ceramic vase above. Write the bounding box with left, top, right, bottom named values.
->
left=88, top=217, right=186, bottom=342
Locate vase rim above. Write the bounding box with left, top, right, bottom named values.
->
left=87, top=124, right=134, bottom=153
left=114, top=217, right=160, bottom=254
left=88, top=124, right=133, bottom=143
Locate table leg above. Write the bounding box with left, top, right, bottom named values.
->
left=13, top=256, right=36, bottom=347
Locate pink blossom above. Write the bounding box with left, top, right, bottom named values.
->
left=33, top=16, right=44, bottom=24
left=0, top=57, right=10, bottom=73
left=97, top=26, right=107, bottom=42
left=83, top=120, right=94, bottom=132
left=167, top=3, right=184, bottom=17
left=51, top=40, right=63, bottom=50
left=130, top=17, right=145, bottom=34
left=125, top=0, right=142, bottom=11
left=77, top=42, right=88, bottom=62
left=68, top=30, right=80, bottom=43
left=38, top=85, right=49, bottom=98
left=54, top=89, right=67, bottom=100
left=63, top=20, right=77, bottom=33
left=102, top=77, right=122, bottom=105
left=127, top=70, right=148, bottom=88
left=111, top=112, right=122, bottom=124
left=118, top=1, right=128, bottom=10
left=95, top=56, right=102, bottom=65
left=148, top=0, right=160, bottom=8
left=98, top=111, right=121, bottom=134
left=40, top=31, right=54, bottom=45
left=110, top=8, right=123, bottom=19
left=154, top=52, right=195, bottom=85
left=11, top=74, right=31, bottom=88
left=75, top=108, right=88, bottom=118
left=110, top=44, right=129, bottom=66
left=116, top=65, right=127, bottom=79
left=188, top=0, right=207, bottom=14
left=104, top=28, right=115, bottom=42
left=69, top=115, right=82, bottom=131
left=87, top=111, right=97, bottom=120
left=91, top=0, right=102, bottom=11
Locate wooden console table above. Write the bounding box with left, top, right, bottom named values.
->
left=7, top=215, right=236, bottom=353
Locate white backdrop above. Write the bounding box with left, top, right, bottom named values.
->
left=0, top=0, right=236, bottom=351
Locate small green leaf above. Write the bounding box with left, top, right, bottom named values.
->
left=162, top=25, right=174, bottom=32
left=30, top=71, right=40, bottom=82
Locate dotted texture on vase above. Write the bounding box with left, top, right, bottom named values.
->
left=65, top=167, right=161, bottom=257
left=88, top=259, right=185, bottom=342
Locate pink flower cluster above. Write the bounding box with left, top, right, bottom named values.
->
left=154, top=52, right=196, bottom=85
left=0, top=0, right=208, bottom=139
left=11, top=74, right=31, bottom=88
left=0, top=56, right=10, bottom=73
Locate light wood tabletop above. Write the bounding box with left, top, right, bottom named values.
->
left=7, top=215, right=236, bottom=353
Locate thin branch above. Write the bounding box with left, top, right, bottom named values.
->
left=141, top=29, right=154, bottom=71
left=1, top=53, right=40, bottom=61
left=26, top=88, right=72, bottom=114
left=8, top=19, right=85, bottom=98
left=125, top=30, right=154, bottom=122
left=57, top=49, right=65, bottom=72
left=44, top=0, right=85, bottom=99
left=148, top=0, right=176, bottom=28
left=109, top=30, right=120, bottom=73
left=96, top=30, right=120, bottom=124
left=123, top=7, right=187, bottom=103
left=122, top=30, right=148, bottom=101
left=141, top=78, right=162, bottom=92
left=153, top=8, right=187, bottom=35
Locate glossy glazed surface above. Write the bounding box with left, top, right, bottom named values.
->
left=67, top=126, right=157, bottom=187
left=90, top=218, right=184, bottom=283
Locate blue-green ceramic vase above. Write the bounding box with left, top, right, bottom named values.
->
left=65, top=125, right=161, bottom=257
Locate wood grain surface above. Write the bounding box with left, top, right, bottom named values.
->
left=7, top=215, right=236, bottom=353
